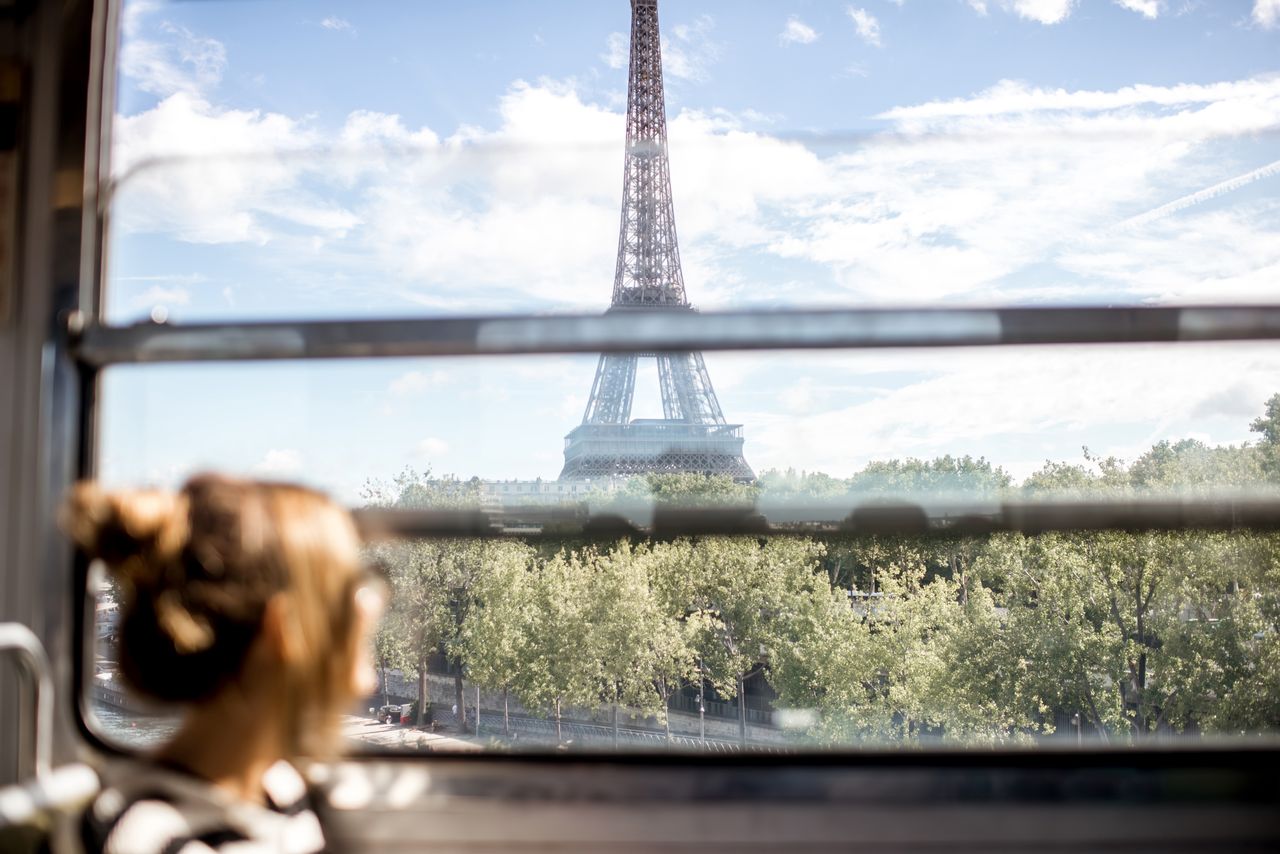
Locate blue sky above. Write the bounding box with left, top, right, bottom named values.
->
left=100, top=0, right=1280, bottom=500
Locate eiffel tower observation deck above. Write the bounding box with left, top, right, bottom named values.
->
left=560, top=0, right=754, bottom=482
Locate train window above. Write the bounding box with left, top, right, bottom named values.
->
left=104, top=0, right=1280, bottom=324
left=83, top=0, right=1280, bottom=757
left=87, top=345, right=1280, bottom=751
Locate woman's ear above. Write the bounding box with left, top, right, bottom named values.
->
left=260, top=593, right=303, bottom=665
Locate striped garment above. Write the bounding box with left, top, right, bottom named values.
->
left=54, top=759, right=326, bottom=854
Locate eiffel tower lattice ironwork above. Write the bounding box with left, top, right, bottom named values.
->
left=559, top=0, right=753, bottom=482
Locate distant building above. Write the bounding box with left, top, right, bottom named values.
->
left=478, top=477, right=627, bottom=509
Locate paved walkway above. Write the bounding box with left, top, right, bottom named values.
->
left=342, top=716, right=484, bottom=752
left=343, top=711, right=786, bottom=753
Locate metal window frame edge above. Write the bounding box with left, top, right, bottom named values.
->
left=71, top=305, right=1280, bottom=366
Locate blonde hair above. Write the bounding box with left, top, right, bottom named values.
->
left=63, top=474, right=365, bottom=758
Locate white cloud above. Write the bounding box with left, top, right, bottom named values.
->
left=663, top=15, right=721, bottom=82
left=1115, top=0, right=1163, bottom=18
left=255, top=449, right=303, bottom=476
left=418, top=437, right=450, bottom=459
left=766, top=75, right=1280, bottom=305
left=112, top=92, right=343, bottom=244
left=739, top=346, right=1280, bottom=478
left=967, top=0, right=1076, bottom=24
left=878, top=77, right=1280, bottom=120
left=115, top=272, right=205, bottom=285
left=847, top=8, right=882, bottom=47
left=388, top=369, right=450, bottom=396
left=320, top=16, right=354, bottom=33
left=1256, top=0, right=1280, bottom=28
left=121, top=21, right=227, bottom=97
left=122, top=0, right=161, bottom=38
left=344, top=80, right=623, bottom=309
left=602, top=32, right=628, bottom=69
left=780, top=16, right=820, bottom=46
left=113, top=71, right=1280, bottom=312
left=112, top=16, right=366, bottom=246
left=128, top=284, right=191, bottom=311
left=112, top=19, right=1280, bottom=320
left=1007, top=0, right=1076, bottom=23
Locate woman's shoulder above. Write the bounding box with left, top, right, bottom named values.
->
left=69, top=758, right=325, bottom=854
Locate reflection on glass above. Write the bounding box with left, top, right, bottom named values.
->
left=97, top=348, right=1280, bottom=507
left=95, top=0, right=1280, bottom=752
left=95, top=524, right=1280, bottom=751
left=107, top=2, right=1280, bottom=324
left=93, top=351, right=1280, bottom=750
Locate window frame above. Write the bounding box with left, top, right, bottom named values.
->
left=66, top=0, right=1280, bottom=764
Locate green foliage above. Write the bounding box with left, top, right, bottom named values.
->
left=362, top=467, right=534, bottom=720
left=849, top=455, right=1013, bottom=498
left=756, top=469, right=849, bottom=502
left=608, top=472, right=760, bottom=506
left=363, top=399, right=1280, bottom=745
left=1250, top=393, right=1280, bottom=478
left=1130, top=439, right=1263, bottom=492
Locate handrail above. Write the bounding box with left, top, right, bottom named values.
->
left=353, top=495, right=1280, bottom=541
left=0, top=624, right=53, bottom=781
left=0, top=625, right=100, bottom=830
left=72, top=305, right=1280, bottom=366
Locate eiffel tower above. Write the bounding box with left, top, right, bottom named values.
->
left=560, top=0, right=754, bottom=482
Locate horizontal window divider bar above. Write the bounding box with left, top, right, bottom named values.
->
left=353, top=497, right=1280, bottom=542
left=73, top=305, right=1280, bottom=366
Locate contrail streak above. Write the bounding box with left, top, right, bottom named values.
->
left=1119, top=158, right=1280, bottom=229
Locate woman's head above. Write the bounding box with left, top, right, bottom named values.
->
left=64, top=474, right=379, bottom=758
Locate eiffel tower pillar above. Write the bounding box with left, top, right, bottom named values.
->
left=559, top=0, right=753, bottom=482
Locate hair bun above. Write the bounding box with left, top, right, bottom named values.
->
left=61, top=483, right=189, bottom=578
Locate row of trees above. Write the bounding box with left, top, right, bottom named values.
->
left=362, top=397, right=1280, bottom=744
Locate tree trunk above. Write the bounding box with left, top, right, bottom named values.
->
left=698, top=661, right=706, bottom=743
left=454, top=669, right=466, bottom=734
left=661, top=679, right=671, bottom=744
left=417, top=653, right=430, bottom=727
left=380, top=658, right=389, bottom=708
left=475, top=685, right=481, bottom=738
left=954, top=555, right=968, bottom=605
left=1081, top=676, right=1110, bottom=745
left=612, top=703, right=619, bottom=749
left=555, top=698, right=562, bottom=744
left=1135, top=570, right=1148, bottom=737
left=1136, top=651, right=1149, bottom=737
left=738, top=673, right=748, bottom=746
left=503, top=688, right=510, bottom=737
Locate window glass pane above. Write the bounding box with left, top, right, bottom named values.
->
left=90, top=347, right=1280, bottom=750
left=96, top=347, right=1280, bottom=504
left=104, top=0, right=1280, bottom=323
left=91, top=532, right=1280, bottom=751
